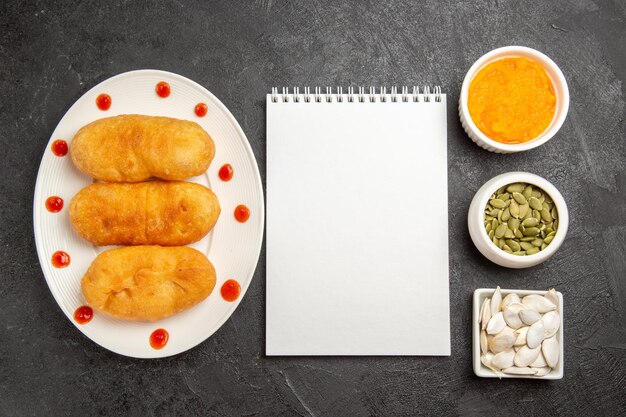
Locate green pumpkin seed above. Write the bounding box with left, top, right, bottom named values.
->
left=504, top=228, right=515, bottom=238
left=523, top=185, right=533, bottom=199
left=551, top=207, right=558, bottom=220
left=507, top=240, right=521, bottom=252
left=544, top=194, right=553, bottom=204
left=522, top=217, right=539, bottom=227
left=497, top=186, right=507, bottom=195
left=510, top=200, right=520, bottom=218
left=523, top=227, right=540, bottom=236
left=541, top=243, right=547, bottom=250
left=541, top=208, right=553, bottom=222
left=519, top=203, right=530, bottom=218
left=533, top=209, right=541, bottom=221
left=512, top=192, right=527, bottom=205
left=514, top=229, right=524, bottom=239
left=512, top=251, right=526, bottom=256
left=485, top=223, right=492, bottom=233
left=520, top=241, right=535, bottom=251
left=503, top=244, right=512, bottom=252
left=492, top=219, right=499, bottom=231
left=489, top=209, right=500, bottom=217
left=539, top=195, right=545, bottom=204
left=488, top=230, right=495, bottom=239
left=495, top=223, right=507, bottom=239
left=526, top=247, right=540, bottom=255
left=501, top=208, right=511, bottom=221
left=531, top=190, right=542, bottom=198
left=544, top=235, right=554, bottom=244
left=485, top=215, right=494, bottom=221
left=508, top=218, right=520, bottom=230
left=531, top=238, right=544, bottom=247
left=521, top=237, right=535, bottom=242
left=492, top=236, right=499, bottom=246
left=490, top=199, right=506, bottom=209
left=496, top=193, right=510, bottom=201
left=507, top=183, right=525, bottom=193
left=497, top=210, right=503, bottom=222
left=529, top=197, right=543, bottom=210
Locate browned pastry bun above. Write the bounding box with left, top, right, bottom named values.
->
left=69, top=181, right=220, bottom=246
left=70, top=114, right=215, bottom=182
left=82, top=246, right=216, bottom=321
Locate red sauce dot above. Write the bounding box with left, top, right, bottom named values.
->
left=51, top=251, right=70, bottom=268
left=234, top=205, right=250, bottom=223
left=194, top=102, right=208, bottom=117
left=96, top=93, right=112, bottom=110
left=74, top=306, right=93, bottom=324
left=219, top=164, right=234, bottom=181
left=45, top=196, right=64, bottom=213
left=51, top=140, right=68, bottom=157
left=221, top=279, right=241, bottom=302
left=150, top=328, right=169, bottom=350
left=155, top=81, right=171, bottom=98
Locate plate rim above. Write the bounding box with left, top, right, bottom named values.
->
left=32, top=69, right=265, bottom=358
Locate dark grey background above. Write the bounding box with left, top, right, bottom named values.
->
left=1, top=0, right=625, bottom=416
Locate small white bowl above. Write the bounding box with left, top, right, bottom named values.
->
left=459, top=46, right=569, bottom=153
left=468, top=172, right=568, bottom=268
left=473, top=288, right=564, bottom=379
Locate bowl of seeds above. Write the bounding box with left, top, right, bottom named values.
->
left=468, top=172, right=568, bottom=268
left=473, top=286, right=564, bottom=379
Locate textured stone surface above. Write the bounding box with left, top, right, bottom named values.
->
left=1, top=0, right=625, bottom=415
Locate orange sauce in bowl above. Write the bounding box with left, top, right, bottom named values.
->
left=468, top=57, right=556, bottom=144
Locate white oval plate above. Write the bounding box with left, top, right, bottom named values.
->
left=33, top=70, right=264, bottom=358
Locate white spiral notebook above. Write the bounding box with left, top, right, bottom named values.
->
left=266, top=87, right=450, bottom=355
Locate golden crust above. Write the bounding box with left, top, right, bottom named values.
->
left=70, top=114, right=215, bottom=182
left=81, top=246, right=216, bottom=321
left=69, top=181, right=220, bottom=246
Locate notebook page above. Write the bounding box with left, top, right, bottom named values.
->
left=266, top=93, right=450, bottom=355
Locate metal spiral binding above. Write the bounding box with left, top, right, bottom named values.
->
left=293, top=87, right=300, bottom=103
left=402, top=86, right=409, bottom=102
left=434, top=86, right=442, bottom=102
left=391, top=87, right=398, bottom=102
left=347, top=87, right=354, bottom=102
left=271, top=86, right=442, bottom=103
